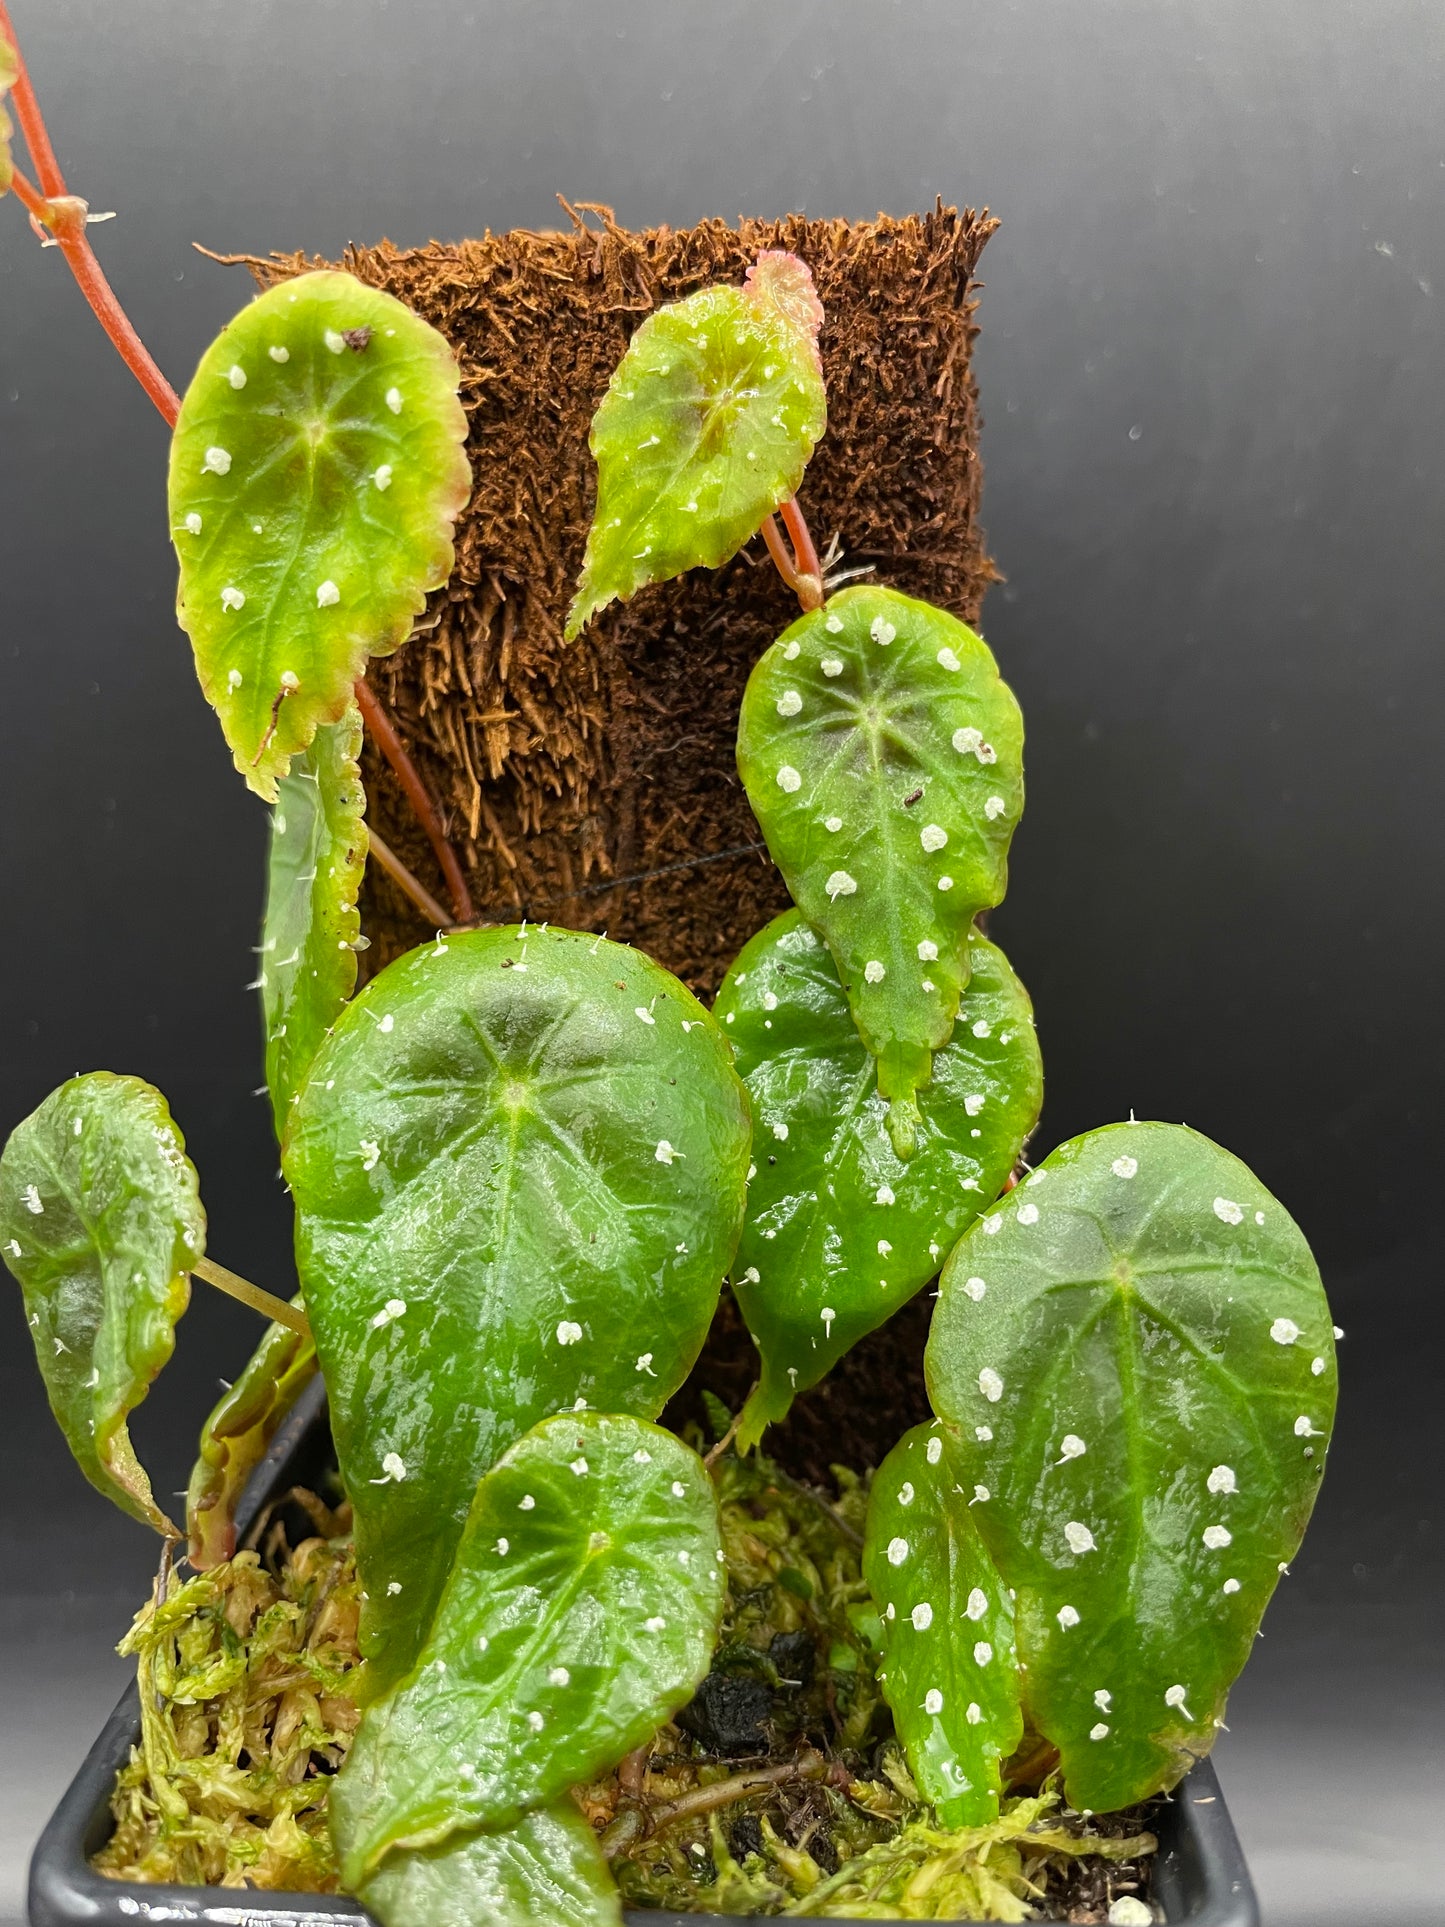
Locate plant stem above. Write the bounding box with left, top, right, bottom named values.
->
left=353, top=678, right=474, bottom=925
left=641, top=1750, right=827, bottom=1841
left=760, top=513, right=800, bottom=592
left=192, top=1258, right=312, bottom=1341
left=367, top=826, right=453, bottom=929
left=761, top=497, right=824, bottom=613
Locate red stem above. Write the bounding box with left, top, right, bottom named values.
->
left=0, top=1, right=63, bottom=197
left=760, top=513, right=799, bottom=591
left=780, top=496, right=823, bottom=591
left=761, top=497, right=824, bottom=613
left=353, top=679, right=474, bottom=925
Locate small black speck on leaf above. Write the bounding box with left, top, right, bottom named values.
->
left=903, top=787, right=924, bottom=807
left=342, top=327, right=372, bottom=352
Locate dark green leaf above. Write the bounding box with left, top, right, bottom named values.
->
left=0, top=1074, right=204, bottom=1534
left=863, top=1426, right=1022, bottom=1825
left=259, top=702, right=368, bottom=1137
left=566, top=252, right=826, bottom=638
left=333, top=1412, right=724, bottom=1880
left=285, top=924, right=751, bottom=1693
left=736, top=586, right=1024, bottom=1158
left=360, top=1800, right=620, bottom=1927
left=714, top=911, right=1041, bottom=1444
left=185, top=1315, right=317, bottom=1567
left=169, top=270, right=471, bottom=800
left=925, top=1121, right=1338, bottom=1812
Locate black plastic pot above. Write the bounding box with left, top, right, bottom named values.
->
left=28, top=1379, right=1258, bottom=1927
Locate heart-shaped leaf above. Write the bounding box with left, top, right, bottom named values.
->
left=258, top=701, right=368, bottom=1138
left=333, top=1412, right=724, bottom=1882
left=285, top=924, right=751, bottom=1694
left=0, top=34, right=18, bottom=198
left=169, top=270, right=471, bottom=800
left=736, top=586, right=1024, bottom=1159
left=185, top=1315, right=317, bottom=1567
left=565, top=252, right=826, bottom=639
left=925, top=1121, right=1338, bottom=1813
left=714, top=911, right=1041, bottom=1445
left=359, top=1800, right=620, bottom=1927
left=0, top=1074, right=204, bottom=1534
left=863, top=1424, right=1022, bottom=1825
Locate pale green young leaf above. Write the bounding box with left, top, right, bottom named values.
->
left=360, top=1801, right=620, bottom=1927
left=863, top=1425, right=1022, bottom=1826
left=185, top=1315, right=317, bottom=1567
left=285, top=924, right=751, bottom=1695
left=259, top=702, right=368, bottom=1137
left=737, top=586, right=1024, bottom=1159
left=566, top=252, right=826, bottom=638
left=926, top=1121, right=1338, bottom=1813
left=0, top=1074, right=204, bottom=1534
left=714, top=911, right=1041, bottom=1445
left=169, top=271, right=471, bottom=800
left=333, top=1412, right=724, bottom=1882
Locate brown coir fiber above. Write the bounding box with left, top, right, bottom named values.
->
left=253, top=202, right=997, bottom=995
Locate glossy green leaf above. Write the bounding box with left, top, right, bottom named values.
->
left=737, top=586, right=1024, bottom=1159
left=169, top=270, right=471, bottom=800
left=185, top=1315, right=317, bottom=1567
left=360, top=1800, right=620, bottom=1927
left=863, top=1425, right=1022, bottom=1826
left=0, top=1074, right=204, bottom=1534
left=0, top=34, right=18, bottom=197
left=714, top=911, right=1041, bottom=1445
left=925, top=1121, right=1338, bottom=1813
left=333, top=1412, right=724, bottom=1881
left=258, top=701, right=368, bottom=1137
left=566, top=251, right=827, bottom=638
left=285, top=924, right=751, bottom=1694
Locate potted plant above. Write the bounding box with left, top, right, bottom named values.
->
left=3, top=14, right=1332, bottom=1925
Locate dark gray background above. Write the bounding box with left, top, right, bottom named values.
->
left=1, top=1, right=1440, bottom=1919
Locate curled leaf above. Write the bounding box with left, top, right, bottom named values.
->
left=737, top=586, right=1024, bottom=1158
left=0, top=1073, right=204, bottom=1534
left=169, top=271, right=471, bottom=800
left=714, top=912, right=1041, bottom=1444
left=185, top=1316, right=318, bottom=1567
left=566, top=251, right=827, bottom=638
left=360, top=1801, right=620, bottom=1927
left=926, top=1121, right=1338, bottom=1812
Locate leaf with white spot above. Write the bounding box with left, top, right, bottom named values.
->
left=259, top=701, right=368, bottom=1137
left=0, top=32, right=18, bottom=198
left=863, top=1426, right=1022, bottom=1824
left=360, top=1798, right=620, bottom=1927
left=285, top=925, right=750, bottom=1693
left=714, top=911, right=1041, bottom=1445
left=0, top=1074, right=204, bottom=1534
left=331, top=1412, right=724, bottom=1882
left=169, top=271, right=471, bottom=800
left=926, top=1121, right=1338, bottom=1812
left=566, top=252, right=826, bottom=638
left=737, top=586, right=1024, bottom=1159
left=185, top=1315, right=317, bottom=1567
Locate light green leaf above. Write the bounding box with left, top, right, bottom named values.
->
left=360, top=1801, right=620, bottom=1927
left=259, top=701, right=368, bottom=1137
left=714, top=912, right=1041, bottom=1445
left=0, top=33, right=17, bottom=198
left=566, top=251, right=826, bottom=638
left=925, top=1121, right=1338, bottom=1813
left=185, top=1315, right=317, bottom=1567
left=169, top=270, right=471, bottom=800
left=863, top=1425, right=1022, bottom=1826
left=737, top=586, right=1024, bottom=1159
left=333, top=1412, right=724, bottom=1881
left=0, top=1074, right=204, bottom=1534
left=285, top=924, right=751, bottom=1694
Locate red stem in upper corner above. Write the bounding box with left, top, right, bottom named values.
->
left=353, top=679, right=475, bottom=926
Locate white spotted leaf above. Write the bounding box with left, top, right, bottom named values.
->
left=566, top=252, right=826, bottom=638
left=714, top=911, right=1041, bottom=1446
left=284, top=925, right=750, bottom=1694
left=0, top=1074, right=204, bottom=1535
left=863, top=1425, right=1022, bottom=1825
left=259, top=701, right=368, bottom=1137
left=737, top=586, right=1024, bottom=1159
left=359, top=1800, right=620, bottom=1927
left=169, top=271, right=470, bottom=800
left=926, top=1121, right=1338, bottom=1812
left=331, top=1412, right=724, bottom=1883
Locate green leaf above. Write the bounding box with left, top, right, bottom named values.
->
left=333, top=1412, right=724, bottom=1882
left=285, top=924, right=751, bottom=1694
left=169, top=270, right=471, bottom=800
left=566, top=251, right=827, bottom=639
left=0, top=33, right=18, bottom=198
left=714, top=911, right=1041, bottom=1446
left=736, top=586, right=1024, bottom=1159
left=359, top=1801, right=620, bottom=1927
left=925, top=1120, right=1339, bottom=1813
left=864, top=1426, right=1022, bottom=1827
left=258, top=701, right=368, bottom=1137
left=0, top=1074, right=205, bottom=1534
left=185, top=1315, right=317, bottom=1567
